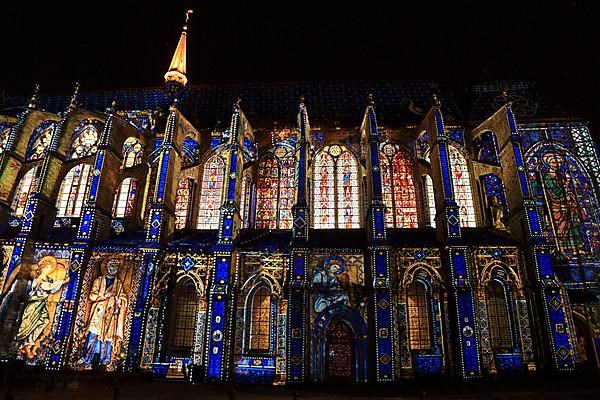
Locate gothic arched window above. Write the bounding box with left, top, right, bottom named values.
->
left=26, top=121, right=55, bottom=161
left=256, top=146, right=296, bottom=229
left=313, top=145, right=360, bottom=229
left=380, top=143, right=418, bottom=228
left=423, top=175, right=436, bottom=227
left=247, top=285, right=272, bottom=352
left=170, top=278, right=199, bottom=354
left=112, top=178, right=138, bottom=218
left=485, top=280, right=513, bottom=349
left=449, top=146, right=476, bottom=227
left=526, top=143, right=600, bottom=259
left=56, top=163, right=92, bottom=217
left=70, top=121, right=99, bottom=160
left=240, top=173, right=252, bottom=229
left=122, top=137, right=144, bottom=168
left=197, top=154, right=225, bottom=229
left=174, top=177, right=194, bottom=230
left=406, top=280, right=431, bottom=350
left=11, top=167, right=38, bottom=217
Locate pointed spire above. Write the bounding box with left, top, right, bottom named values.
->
left=165, top=9, right=193, bottom=91
left=27, top=83, right=40, bottom=110
left=68, top=81, right=80, bottom=111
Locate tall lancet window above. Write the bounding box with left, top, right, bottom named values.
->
left=380, top=143, right=418, bottom=228
left=255, top=146, right=296, bottom=229
left=11, top=167, right=39, bottom=217
left=449, top=145, right=476, bottom=227
left=423, top=175, right=436, bottom=227
left=26, top=121, right=55, bottom=161
left=406, top=280, right=431, bottom=350
left=313, top=145, right=361, bottom=229
left=240, top=173, right=252, bottom=229
left=112, top=178, right=138, bottom=218
left=70, top=120, right=100, bottom=160
left=247, top=285, right=272, bottom=352
left=485, top=280, right=513, bottom=349
left=197, top=154, right=225, bottom=229
left=56, top=163, right=92, bottom=217
left=174, top=177, right=194, bottom=230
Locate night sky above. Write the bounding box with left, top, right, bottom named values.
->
left=1, top=1, right=599, bottom=128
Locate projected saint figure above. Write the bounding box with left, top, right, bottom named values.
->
left=311, top=257, right=350, bottom=313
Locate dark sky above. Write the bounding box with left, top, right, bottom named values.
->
left=1, top=1, right=599, bottom=127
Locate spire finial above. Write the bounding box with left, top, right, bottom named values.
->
left=367, top=93, right=375, bottom=107
left=432, top=93, right=441, bottom=107
left=502, top=90, right=511, bottom=105
left=299, top=95, right=305, bottom=105
left=28, top=83, right=40, bottom=110
left=165, top=9, right=192, bottom=92
left=69, top=81, right=80, bottom=111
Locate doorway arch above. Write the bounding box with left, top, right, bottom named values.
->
left=312, top=304, right=368, bottom=383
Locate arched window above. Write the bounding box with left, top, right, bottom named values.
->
left=474, top=131, right=500, bottom=165
left=526, top=143, right=600, bottom=259
left=406, top=280, right=431, bottom=350
left=170, top=278, right=199, bottom=354
left=449, top=146, right=476, bottom=227
left=112, top=178, right=138, bottom=218
left=197, top=154, right=225, bottom=229
left=247, top=285, right=272, bottom=352
left=56, top=164, right=92, bottom=217
left=11, top=167, right=38, bottom=217
left=380, top=143, right=418, bottom=228
left=256, top=146, right=296, bottom=229
left=313, top=145, right=360, bottom=229
left=0, top=122, right=12, bottom=153
left=26, top=121, right=55, bottom=161
left=70, top=121, right=99, bottom=160
left=240, top=173, right=252, bottom=229
left=122, top=137, right=143, bottom=168
left=174, top=177, right=194, bottom=230
left=485, top=280, right=513, bottom=349
left=423, top=175, right=436, bottom=227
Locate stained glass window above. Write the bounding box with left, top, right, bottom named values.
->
left=313, top=145, right=361, bottom=229
left=406, top=280, right=431, bottom=350
left=526, top=142, right=600, bottom=259
left=175, top=178, right=194, bottom=230
left=248, top=286, right=271, bottom=352
left=415, top=131, right=430, bottom=161
left=240, top=173, right=252, bottom=229
left=423, top=175, right=436, bottom=228
left=56, top=163, right=92, bottom=217
left=380, top=144, right=418, bottom=228
left=474, top=131, right=500, bottom=165
left=449, top=146, right=476, bottom=227
left=0, top=123, right=12, bottom=153
left=197, top=154, right=225, bottom=229
left=112, top=178, right=138, bottom=218
left=70, top=121, right=99, bottom=160
left=26, top=121, right=55, bottom=161
left=11, top=166, right=38, bottom=217
left=256, top=146, right=296, bottom=229
left=485, top=280, right=513, bottom=349
left=122, top=137, right=144, bottom=168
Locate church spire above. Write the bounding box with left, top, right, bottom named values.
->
left=164, top=9, right=193, bottom=92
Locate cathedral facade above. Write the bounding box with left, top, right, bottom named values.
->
left=0, top=20, right=599, bottom=385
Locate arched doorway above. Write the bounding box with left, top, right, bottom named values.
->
left=325, top=320, right=355, bottom=383
left=312, top=305, right=368, bottom=383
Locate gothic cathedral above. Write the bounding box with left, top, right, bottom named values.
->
left=0, top=12, right=599, bottom=385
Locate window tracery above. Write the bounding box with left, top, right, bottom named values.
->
left=26, top=121, right=55, bottom=161
left=122, top=137, right=144, bottom=168
left=70, top=120, right=100, bottom=160
left=56, top=163, right=92, bottom=217
left=380, top=143, right=418, bottom=228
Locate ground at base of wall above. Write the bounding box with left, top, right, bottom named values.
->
left=2, top=373, right=600, bottom=400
